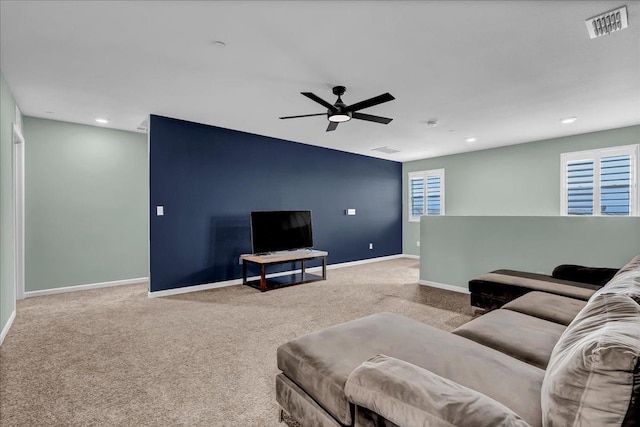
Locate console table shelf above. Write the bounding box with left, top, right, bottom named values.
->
left=241, top=250, right=328, bottom=292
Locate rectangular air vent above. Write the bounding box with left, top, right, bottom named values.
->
left=586, top=5, right=628, bottom=39
left=137, top=119, right=149, bottom=132
left=372, top=146, right=401, bottom=154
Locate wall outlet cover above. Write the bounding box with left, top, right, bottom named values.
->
left=347, top=208, right=356, bottom=215
left=156, top=206, right=164, bottom=216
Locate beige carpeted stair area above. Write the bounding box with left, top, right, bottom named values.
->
left=0, top=258, right=472, bottom=426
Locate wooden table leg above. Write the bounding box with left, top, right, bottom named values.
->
left=260, top=265, right=266, bottom=292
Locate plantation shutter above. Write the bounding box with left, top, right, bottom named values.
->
left=410, top=177, right=424, bottom=218
left=567, top=159, right=594, bottom=215
left=562, top=145, right=637, bottom=216
left=426, top=175, right=442, bottom=215
left=600, top=154, right=631, bottom=215
left=409, top=169, right=444, bottom=221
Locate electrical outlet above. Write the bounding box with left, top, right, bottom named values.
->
left=369, top=243, right=373, bottom=250
left=416, top=241, right=420, bottom=247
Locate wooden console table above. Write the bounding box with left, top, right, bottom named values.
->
left=241, top=250, right=328, bottom=292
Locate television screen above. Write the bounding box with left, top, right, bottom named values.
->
left=250, top=210, right=313, bottom=254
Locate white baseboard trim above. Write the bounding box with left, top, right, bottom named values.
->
left=148, top=254, right=413, bottom=298
left=418, top=279, right=470, bottom=294
left=324, top=254, right=408, bottom=270
left=24, top=277, right=149, bottom=298
left=0, top=309, right=16, bottom=346
left=148, top=277, right=246, bottom=298
left=402, top=254, right=419, bottom=259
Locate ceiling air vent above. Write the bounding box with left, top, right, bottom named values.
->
left=372, top=146, right=401, bottom=154
left=137, top=119, right=149, bottom=132
left=586, top=5, right=628, bottom=39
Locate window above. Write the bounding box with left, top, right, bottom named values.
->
left=408, top=169, right=444, bottom=221
left=561, top=145, right=639, bottom=216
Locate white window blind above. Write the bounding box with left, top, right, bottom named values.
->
left=601, top=155, right=632, bottom=215
left=408, top=169, right=444, bottom=221
left=561, top=145, right=639, bottom=216
left=566, top=159, right=594, bottom=215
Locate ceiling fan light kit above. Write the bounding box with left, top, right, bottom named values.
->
left=328, top=112, right=352, bottom=123
left=280, top=85, right=395, bottom=132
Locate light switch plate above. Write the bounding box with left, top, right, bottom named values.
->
left=347, top=208, right=356, bottom=215
left=156, top=206, right=164, bottom=216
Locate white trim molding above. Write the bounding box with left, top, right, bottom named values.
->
left=148, top=277, right=247, bottom=298
left=24, top=277, right=148, bottom=298
left=418, top=280, right=470, bottom=294
left=0, top=309, right=17, bottom=346
left=13, top=123, right=25, bottom=301
left=402, top=254, right=419, bottom=259
left=149, top=254, right=413, bottom=298
left=324, top=254, right=407, bottom=270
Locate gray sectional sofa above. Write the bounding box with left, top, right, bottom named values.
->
left=276, top=255, right=640, bottom=426
left=468, top=264, right=620, bottom=312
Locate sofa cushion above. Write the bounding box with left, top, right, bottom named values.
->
left=551, top=264, right=619, bottom=286
left=502, top=292, right=587, bottom=326
left=452, top=309, right=565, bottom=369
left=344, top=354, right=531, bottom=427
left=614, top=254, right=640, bottom=278
left=277, top=312, right=545, bottom=427
left=276, top=374, right=342, bottom=427
left=470, top=270, right=599, bottom=302
left=598, top=258, right=640, bottom=304
left=541, top=293, right=640, bottom=426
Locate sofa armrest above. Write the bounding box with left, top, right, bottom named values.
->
left=344, top=354, right=531, bottom=427
left=551, top=264, right=619, bottom=286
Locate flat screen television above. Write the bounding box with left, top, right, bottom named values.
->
left=250, top=210, right=313, bottom=254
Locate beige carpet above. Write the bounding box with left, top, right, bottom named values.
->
left=0, top=258, right=472, bottom=426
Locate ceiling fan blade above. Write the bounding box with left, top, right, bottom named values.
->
left=352, top=112, right=393, bottom=124
left=302, top=92, right=338, bottom=112
left=346, top=93, right=395, bottom=112
left=326, top=121, right=338, bottom=132
left=279, top=113, right=326, bottom=119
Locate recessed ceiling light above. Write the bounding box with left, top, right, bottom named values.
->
left=466, top=137, right=477, bottom=143
left=211, top=40, right=226, bottom=48
left=95, top=118, right=109, bottom=124
left=560, top=116, right=577, bottom=124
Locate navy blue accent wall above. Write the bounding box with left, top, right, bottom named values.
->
left=149, top=115, right=402, bottom=292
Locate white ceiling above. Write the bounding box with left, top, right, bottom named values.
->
left=1, top=1, right=639, bottom=162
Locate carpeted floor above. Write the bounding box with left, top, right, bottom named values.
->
left=0, top=258, right=472, bottom=426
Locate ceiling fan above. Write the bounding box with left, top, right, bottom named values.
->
left=279, top=86, right=395, bottom=132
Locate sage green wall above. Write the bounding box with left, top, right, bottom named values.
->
left=420, top=216, right=640, bottom=289
left=0, top=71, right=20, bottom=340
left=403, top=125, right=640, bottom=256
left=24, top=117, right=148, bottom=292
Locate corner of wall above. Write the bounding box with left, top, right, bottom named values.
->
left=0, top=70, right=18, bottom=341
